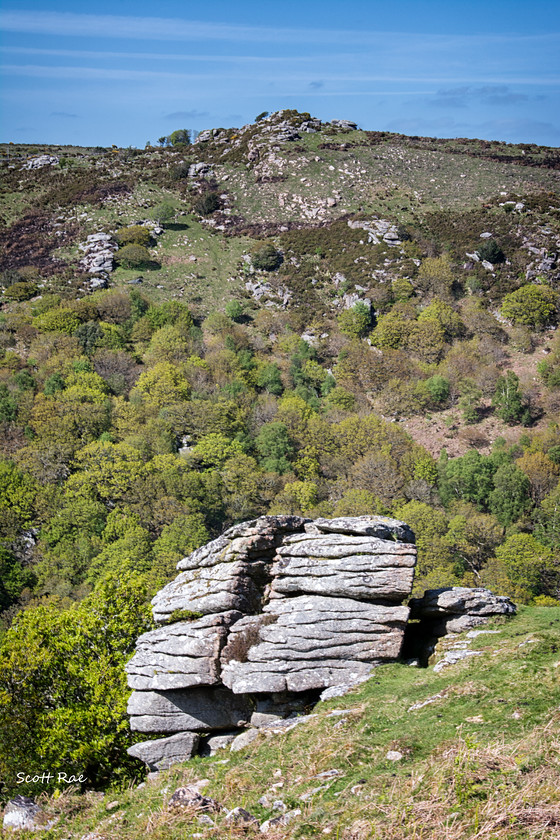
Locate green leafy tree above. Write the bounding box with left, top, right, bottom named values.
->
left=485, top=533, right=559, bottom=602
left=488, top=462, right=532, bottom=526
left=115, top=226, right=152, bottom=247
left=256, top=422, right=293, bottom=474
left=0, top=573, right=153, bottom=798
left=257, top=362, right=283, bottom=395
left=477, top=239, right=505, bottom=264
left=458, top=378, right=483, bottom=424
left=151, top=202, right=175, bottom=226
left=500, top=285, right=557, bottom=329
left=152, top=513, right=208, bottom=579
left=424, top=375, right=450, bottom=405
left=338, top=303, right=372, bottom=339
left=438, top=450, right=496, bottom=510
left=492, top=371, right=530, bottom=425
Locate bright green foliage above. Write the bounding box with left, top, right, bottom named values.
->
left=0, top=459, right=37, bottom=539
left=490, top=533, right=559, bottom=601
left=337, top=303, right=372, bottom=338
left=417, top=254, right=454, bottom=298
left=115, top=226, right=152, bottom=247
left=152, top=514, right=209, bottom=579
left=34, top=308, right=81, bottom=334
left=256, top=422, right=293, bottom=474
left=0, top=573, right=153, bottom=797
left=270, top=479, right=318, bottom=514
left=370, top=311, right=410, bottom=348
left=225, top=300, right=244, bottom=321
left=168, top=129, right=191, bottom=146
left=87, top=508, right=153, bottom=582
left=332, top=488, right=384, bottom=516
left=190, top=432, right=245, bottom=468
left=391, top=278, right=414, bottom=301
left=418, top=299, right=464, bottom=339
left=132, top=361, right=190, bottom=408
left=413, top=455, right=439, bottom=484
left=70, top=441, right=146, bottom=502
left=151, top=202, right=175, bottom=225
left=424, top=375, right=450, bottom=405
left=117, top=244, right=152, bottom=269
left=489, top=462, right=532, bottom=526
left=500, top=284, right=557, bottom=329
left=492, top=371, right=529, bottom=425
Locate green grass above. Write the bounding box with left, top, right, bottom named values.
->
left=21, top=607, right=560, bottom=840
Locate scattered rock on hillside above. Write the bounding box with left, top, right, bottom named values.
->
left=22, top=155, right=59, bottom=170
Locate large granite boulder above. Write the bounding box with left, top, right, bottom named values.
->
left=126, top=515, right=417, bottom=769
left=409, top=586, right=516, bottom=634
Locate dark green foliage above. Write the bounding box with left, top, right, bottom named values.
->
left=424, top=375, right=450, bottom=404
left=116, top=244, right=152, bottom=269
left=0, top=384, right=17, bottom=422
left=4, top=280, right=39, bottom=301
left=438, top=450, right=497, bottom=509
left=151, top=202, right=175, bottom=225
left=488, top=463, right=532, bottom=526
left=168, top=129, right=191, bottom=146
left=0, top=546, right=36, bottom=611
left=257, top=362, right=283, bottom=395
left=194, top=192, right=220, bottom=216
left=251, top=243, right=282, bottom=271
left=477, top=239, right=505, bottom=264
left=492, top=371, right=530, bottom=425
left=256, top=422, right=293, bottom=474
left=255, top=111, right=269, bottom=122
left=75, top=321, right=104, bottom=355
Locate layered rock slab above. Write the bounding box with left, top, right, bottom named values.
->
left=127, top=514, right=417, bottom=769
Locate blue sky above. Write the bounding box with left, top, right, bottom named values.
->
left=1, top=0, right=559, bottom=147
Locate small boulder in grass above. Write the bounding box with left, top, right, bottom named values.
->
left=168, top=785, right=221, bottom=812
left=225, top=806, right=259, bottom=827
left=2, top=796, right=54, bottom=831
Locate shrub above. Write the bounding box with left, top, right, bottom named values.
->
left=4, top=281, right=39, bottom=301
left=251, top=243, right=282, bottom=271
left=116, top=244, right=152, bottom=269
left=194, top=192, right=220, bottom=216
left=115, top=226, right=151, bottom=247
left=151, top=202, right=175, bottom=226
left=225, top=300, right=244, bottom=321
left=477, top=239, right=505, bottom=264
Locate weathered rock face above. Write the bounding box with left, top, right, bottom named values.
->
left=403, top=586, right=517, bottom=665
left=126, top=515, right=417, bottom=769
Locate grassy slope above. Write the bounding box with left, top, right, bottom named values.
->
left=20, top=606, right=560, bottom=840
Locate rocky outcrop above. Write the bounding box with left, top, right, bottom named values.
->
left=404, top=586, right=517, bottom=665
left=78, top=232, right=117, bottom=285
left=126, top=515, right=417, bottom=769
left=22, top=154, right=59, bottom=170
left=409, top=586, right=516, bottom=635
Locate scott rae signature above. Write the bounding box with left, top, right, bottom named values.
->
left=16, top=771, right=86, bottom=785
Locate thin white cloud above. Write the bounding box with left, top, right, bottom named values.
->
left=3, top=64, right=559, bottom=87
left=1, top=9, right=559, bottom=47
